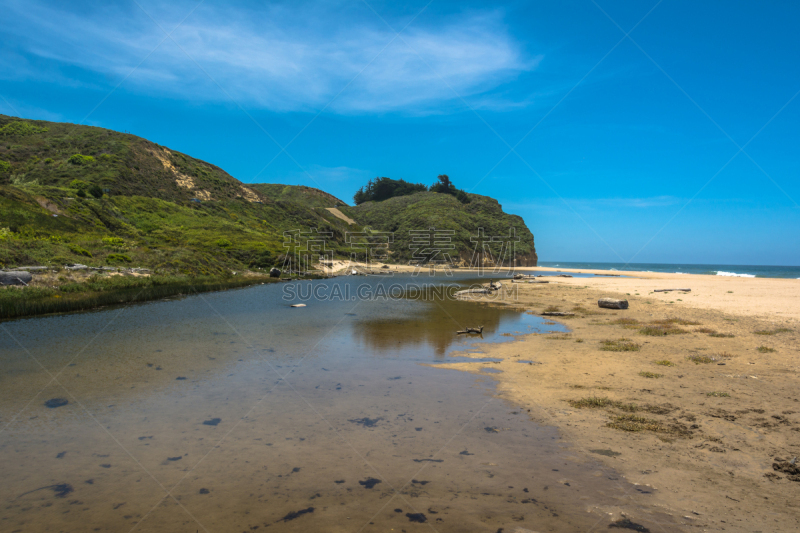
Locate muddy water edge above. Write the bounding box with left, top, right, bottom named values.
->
left=0, top=274, right=677, bottom=531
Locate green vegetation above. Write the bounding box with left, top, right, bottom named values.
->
left=654, top=360, right=675, bottom=366
left=68, top=153, right=95, bottom=165
left=0, top=120, right=48, bottom=136
left=706, top=391, right=730, bottom=397
left=757, top=346, right=776, bottom=353
left=0, top=274, right=275, bottom=320
left=600, top=338, right=641, bottom=351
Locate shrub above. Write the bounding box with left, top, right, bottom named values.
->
left=654, top=360, right=675, bottom=366
left=68, top=245, right=92, bottom=258
left=88, top=185, right=103, bottom=198
left=0, top=159, right=11, bottom=173
left=687, top=354, right=714, bottom=364
left=70, top=179, right=89, bottom=190
left=0, top=121, right=48, bottom=136
left=707, top=391, right=730, bottom=397
left=68, top=154, right=95, bottom=165
left=757, top=346, right=776, bottom=353
left=44, top=158, right=54, bottom=165
left=106, top=253, right=132, bottom=263
left=102, top=237, right=125, bottom=246
left=216, top=238, right=233, bottom=248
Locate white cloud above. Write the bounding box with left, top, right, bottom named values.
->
left=2, top=1, right=537, bottom=114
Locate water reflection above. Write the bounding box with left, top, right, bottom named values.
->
left=350, top=277, right=566, bottom=358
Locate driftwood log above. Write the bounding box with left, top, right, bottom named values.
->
left=653, top=288, right=691, bottom=292
left=0, top=272, right=32, bottom=286
left=456, top=326, right=484, bottom=335
left=541, top=312, right=575, bottom=316
left=598, top=298, right=628, bottom=310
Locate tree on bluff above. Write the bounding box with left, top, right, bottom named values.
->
left=429, top=174, right=470, bottom=204
left=353, top=174, right=470, bottom=205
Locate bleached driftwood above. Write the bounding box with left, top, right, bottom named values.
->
left=598, top=298, right=628, bottom=310
left=653, top=288, right=691, bottom=292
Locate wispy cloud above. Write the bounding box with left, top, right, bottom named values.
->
left=1, top=1, right=537, bottom=114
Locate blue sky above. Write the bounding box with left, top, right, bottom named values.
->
left=2, top=0, right=798, bottom=265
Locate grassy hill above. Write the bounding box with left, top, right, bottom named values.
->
left=349, top=191, right=537, bottom=266
left=0, top=115, right=358, bottom=274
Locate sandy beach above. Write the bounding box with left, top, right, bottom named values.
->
left=436, top=267, right=800, bottom=531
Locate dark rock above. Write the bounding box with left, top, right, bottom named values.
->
left=44, top=398, right=69, bottom=408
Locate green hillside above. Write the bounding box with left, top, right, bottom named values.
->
left=0, top=115, right=357, bottom=274
left=349, top=191, right=537, bottom=266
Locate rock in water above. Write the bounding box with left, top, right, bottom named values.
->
left=598, top=298, right=628, bottom=309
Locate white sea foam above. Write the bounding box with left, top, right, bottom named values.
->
left=716, top=271, right=755, bottom=278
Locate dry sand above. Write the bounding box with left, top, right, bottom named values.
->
left=436, top=267, right=800, bottom=532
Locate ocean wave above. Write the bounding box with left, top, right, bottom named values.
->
left=716, top=271, right=755, bottom=278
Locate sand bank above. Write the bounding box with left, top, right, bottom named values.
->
left=437, top=269, right=800, bottom=531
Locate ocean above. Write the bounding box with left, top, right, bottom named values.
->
left=537, top=261, right=800, bottom=279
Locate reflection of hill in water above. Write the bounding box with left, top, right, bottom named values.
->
left=350, top=297, right=523, bottom=358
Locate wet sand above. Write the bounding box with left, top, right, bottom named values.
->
left=438, top=268, right=800, bottom=532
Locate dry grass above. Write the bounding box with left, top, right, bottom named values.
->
left=639, top=324, right=687, bottom=336
left=546, top=334, right=573, bottom=341
left=610, top=317, right=640, bottom=328
left=654, top=360, right=675, bottom=367
left=568, top=397, right=638, bottom=412
left=543, top=305, right=560, bottom=313
left=655, top=318, right=701, bottom=326
left=696, top=327, right=735, bottom=338
left=606, top=414, right=664, bottom=432
left=707, top=391, right=730, bottom=397
left=638, top=371, right=663, bottom=378
left=687, top=354, right=715, bottom=364
left=600, top=338, right=641, bottom=352
left=754, top=328, right=792, bottom=335
left=757, top=346, right=776, bottom=353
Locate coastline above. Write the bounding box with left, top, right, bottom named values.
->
left=435, top=268, right=800, bottom=531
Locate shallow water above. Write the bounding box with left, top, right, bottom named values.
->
left=0, top=275, right=673, bottom=531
